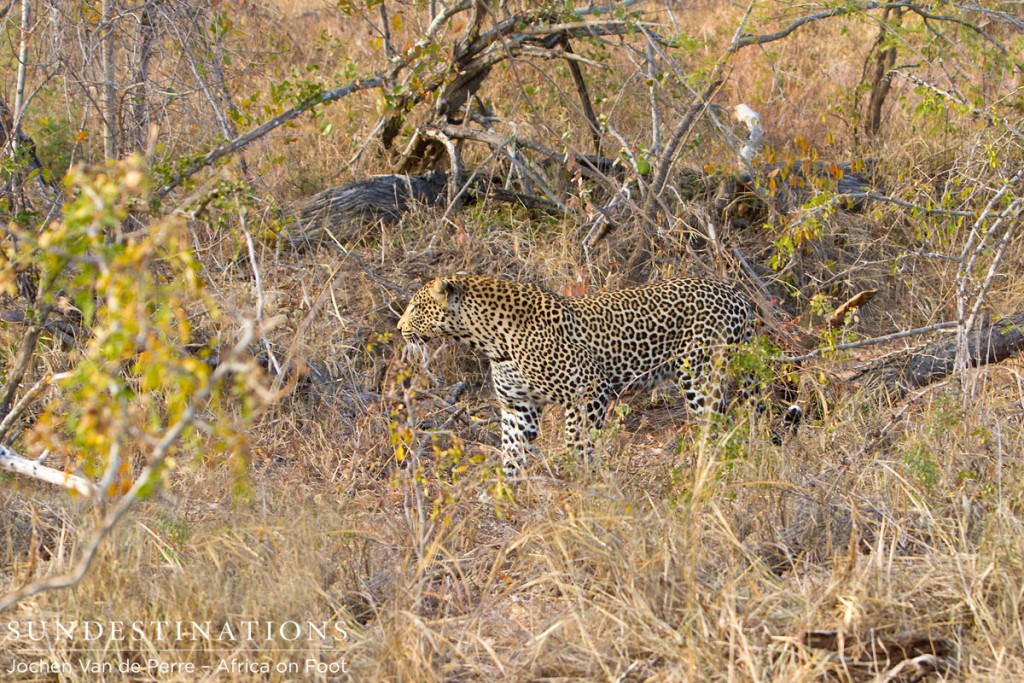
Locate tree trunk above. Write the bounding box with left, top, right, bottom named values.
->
left=130, top=1, right=155, bottom=151
left=862, top=7, right=902, bottom=139
left=100, top=0, right=118, bottom=159
left=13, top=0, right=29, bottom=144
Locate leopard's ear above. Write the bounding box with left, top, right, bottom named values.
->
left=428, top=278, right=454, bottom=305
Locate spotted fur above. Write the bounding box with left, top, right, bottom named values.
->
left=397, top=275, right=796, bottom=475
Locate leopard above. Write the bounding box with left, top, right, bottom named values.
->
left=397, top=274, right=800, bottom=476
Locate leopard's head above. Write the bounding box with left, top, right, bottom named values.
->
left=397, top=278, right=463, bottom=343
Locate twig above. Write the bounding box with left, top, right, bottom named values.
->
left=646, top=75, right=724, bottom=204
left=560, top=38, right=602, bottom=155
left=426, top=0, right=473, bottom=38
left=267, top=262, right=345, bottom=397
left=955, top=169, right=1024, bottom=370
left=428, top=123, right=617, bottom=188
left=0, top=1, right=17, bottom=22
left=500, top=145, right=569, bottom=215
left=956, top=3, right=1024, bottom=32
left=0, top=305, right=53, bottom=422
left=240, top=212, right=281, bottom=375
left=847, top=191, right=974, bottom=217
left=516, top=45, right=607, bottom=70
left=964, top=197, right=1024, bottom=337
left=732, top=2, right=913, bottom=50
left=163, top=4, right=250, bottom=181
left=783, top=321, right=960, bottom=363
left=842, top=379, right=952, bottom=469
left=646, top=0, right=757, bottom=205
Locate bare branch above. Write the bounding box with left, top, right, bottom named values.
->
left=783, top=321, right=961, bottom=363
left=426, top=0, right=473, bottom=38
left=730, top=1, right=1019, bottom=71
left=856, top=311, right=1024, bottom=395
left=153, top=76, right=385, bottom=202
left=851, top=191, right=974, bottom=217
left=646, top=76, right=724, bottom=204
left=956, top=3, right=1024, bottom=32
left=0, top=306, right=53, bottom=423
left=0, top=371, right=71, bottom=443
left=963, top=198, right=1024, bottom=338
left=732, top=2, right=907, bottom=50
left=0, top=445, right=97, bottom=498
left=955, top=168, right=1024, bottom=371
left=240, top=213, right=281, bottom=376
left=643, top=1, right=760, bottom=205
left=561, top=38, right=602, bottom=155
left=0, top=1, right=17, bottom=22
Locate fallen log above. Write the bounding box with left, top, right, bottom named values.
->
left=294, top=170, right=448, bottom=242
left=854, top=311, right=1024, bottom=396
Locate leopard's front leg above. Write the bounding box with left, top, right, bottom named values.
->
left=498, top=403, right=541, bottom=476
left=492, top=360, right=543, bottom=477
left=563, top=390, right=610, bottom=466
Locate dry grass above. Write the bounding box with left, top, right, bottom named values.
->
left=3, top=1, right=1024, bottom=681
left=4, top=215, right=1024, bottom=679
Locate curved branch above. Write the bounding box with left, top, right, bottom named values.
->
left=561, top=38, right=602, bottom=155
left=732, top=2, right=908, bottom=50
left=0, top=419, right=186, bottom=612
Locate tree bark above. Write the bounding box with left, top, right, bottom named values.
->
left=0, top=445, right=96, bottom=497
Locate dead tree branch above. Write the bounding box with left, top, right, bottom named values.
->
left=390, top=5, right=631, bottom=169
left=0, top=445, right=97, bottom=498
left=562, top=38, right=601, bottom=155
